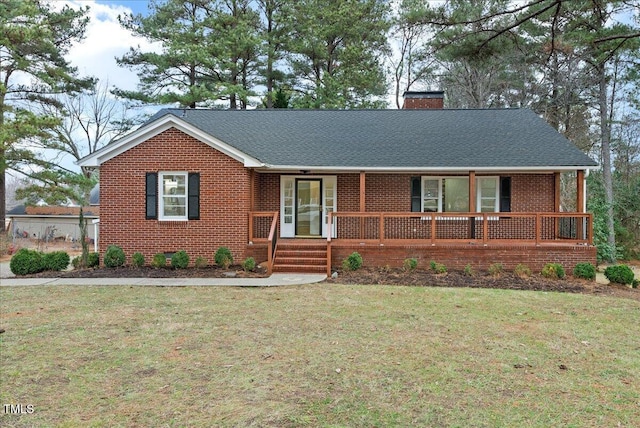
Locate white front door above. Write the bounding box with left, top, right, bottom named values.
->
left=281, top=175, right=336, bottom=238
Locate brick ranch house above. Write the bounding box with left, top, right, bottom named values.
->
left=78, top=92, right=598, bottom=274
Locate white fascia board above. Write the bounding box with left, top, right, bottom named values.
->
left=77, top=114, right=264, bottom=168
left=258, top=165, right=599, bottom=174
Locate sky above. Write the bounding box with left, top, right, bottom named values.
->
left=64, top=1, right=153, bottom=92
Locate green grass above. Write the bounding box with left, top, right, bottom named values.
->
left=1, top=284, right=639, bottom=427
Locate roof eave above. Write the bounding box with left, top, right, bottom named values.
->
left=256, top=164, right=599, bottom=173
left=77, top=114, right=264, bottom=168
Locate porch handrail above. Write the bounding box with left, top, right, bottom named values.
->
left=267, top=211, right=279, bottom=275
left=248, top=211, right=278, bottom=242
left=248, top=211, right=278, bottom=275
left=329, top=211, right=593, bottom=246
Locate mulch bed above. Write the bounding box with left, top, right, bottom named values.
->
left=20, top=265, right=639, bottom=301
left=327, top=267, right=639, bottom=301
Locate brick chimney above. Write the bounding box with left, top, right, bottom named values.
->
left=402, top=91, right=444, bottom=109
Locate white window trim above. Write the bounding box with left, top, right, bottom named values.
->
left=159, top=171, right=188, bottom=221
left=420, top=176, right=501, bottom=215
left=476, top=176, right=500, bottom=213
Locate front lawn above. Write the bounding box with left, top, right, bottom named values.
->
left=1, top=284, right=638, bottom=427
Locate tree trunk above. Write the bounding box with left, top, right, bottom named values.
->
left=597, top=65, right=616, bottom=260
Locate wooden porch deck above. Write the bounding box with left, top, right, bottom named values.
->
left=248, top=211, right=595, bottom=274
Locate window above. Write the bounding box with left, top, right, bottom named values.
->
left=477, top=177, right=499, bottom=212
left=146, top=172, right=200, bottom=221
left=413, top=176, right=507, bottom=213
left=421, top=177, right=469, bottom=213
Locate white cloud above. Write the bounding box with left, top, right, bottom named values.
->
left=61, top=1, right=161, bottom=91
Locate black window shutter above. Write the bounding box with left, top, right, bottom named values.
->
left=500, top=176, right=511, bottom=212
left=410, top=176, right=421, bottom=212
left=188, top=173, right=200, bottom=220
left=146, top=172, right=157, bottom=219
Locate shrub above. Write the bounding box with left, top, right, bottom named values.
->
left=541, top=263, right=566, bottom=279
left=152, top=253, right=167, bottom=268
left=463, top=264, right=475, bottom=276
left=104, top=245, right=125, bottom=268
left=132, top=252, right=145, bottom=268
left=429, top=260, right=437, bottom=270
left=432, top=262, right=447, bottom=274
left=195, top=256, right=207, bottom=269
left=633, top=279, right=639, bottom=289
left=403, top=258, right=418, bottom=272
left=43, top=251, right=70, bottom=272
left=171, top=250, right=190, bottom=269
left=87, top=252, right=100, bottom=268
left=604, top=265, right=635, bottom=285
left=10, top=249, right=45, bottom=276
left=342, top=252, right=363, bottom=271
left=573, top=262, right=596, bottom=281
left=514, top=263, right=531, bottom=278
left=242, top=257, right=256, bottom=272
left=488, top=263, right=504, bottom=277
left=214, top=247, right=234, bottom=269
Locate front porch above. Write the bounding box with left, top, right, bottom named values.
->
left=247, top=211, right=596, bottom=275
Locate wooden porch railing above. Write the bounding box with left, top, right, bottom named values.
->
left=327, top=212, right=593, bottom=246
left=248, top=211, right=278, bottom=274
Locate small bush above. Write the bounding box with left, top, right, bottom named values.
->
left=43, top=251, right=70, bottom=272
left=430, top=260, right=437, bottom=270
left=152, top=253, right=167, bottom=268
left=541, top=263, right=566, bottom=279
left=171, top=250, right=190, bottom=269
left=633, top=279, right=639, bottom=289
left=514, top=263, right=531, bottom=278
left=104, top=245, right=126, bottom=268
left=132, top=252, right=145, bottom=267
left=342, top=252, right=363, bottom=271
left=488, top=263, right=504, bottom=277
left=10, top=249, right=45, bottom=275
left=87, top=252, right=99, bottom=268
left=604, top=264, right=635, bottom=285
left=195, top=256, right=207, bottom=268
left=432, top=262, right=447, bottom=274
left=573, top=262, right=596, bottom=281
left=403, top=258, right=418, bottom=272
left=242, top=257, right=256, bottom=272
left=215, top=247, right=233, bottom=269
left=463, top=264, right=475, bottom=276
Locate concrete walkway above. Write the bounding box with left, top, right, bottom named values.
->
left=0, top=261, right=326, bottom=287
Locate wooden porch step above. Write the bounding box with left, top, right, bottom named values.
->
left=273, top=240, right=328, bottom=274
left=276, top=257, right=326, bottom=266
left=273, top=264, right=327, bottom=273
left=277, top=250, right=327, bottom=258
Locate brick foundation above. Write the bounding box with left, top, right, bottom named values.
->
left=330, top=243, right=597, bottom=273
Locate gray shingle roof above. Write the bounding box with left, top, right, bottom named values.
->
left=147, top=108, right=597, bottom=169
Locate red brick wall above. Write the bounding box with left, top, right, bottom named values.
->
left=366, top=174, right=412, bottom=211
left=402, top=97, right=444, bottom=109
left=331, top=243, right=596, bottom=273
left=100, top=128, right=250, bottom=265
left=512, top=174, right=555, bottom=212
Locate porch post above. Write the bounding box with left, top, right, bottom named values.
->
left=468, top=171, right=476, bottom=212
left=554, top=172, right=561, bottom=238
left=576, top=169, right=585, bottom=240
left=576, top=170, right=585, bottom=213
left=554, top=172, right=561, bottom=212
left=249, top=169, right=255, bottom=212
left=468, top=171, right=476, bottom=240
left=360, top=171, right=366, bottom=239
